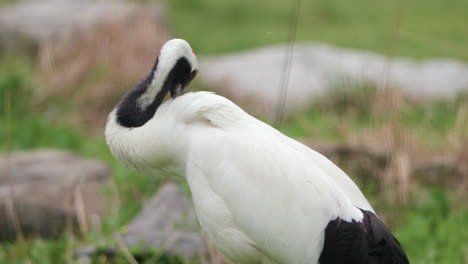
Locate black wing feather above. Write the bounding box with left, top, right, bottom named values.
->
left=319, top=209, right=409, bottom=264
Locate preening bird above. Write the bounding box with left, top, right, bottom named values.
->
left=105, top=39, right=409, bottom=264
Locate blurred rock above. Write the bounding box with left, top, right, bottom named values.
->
left=200, top=43, right=468, bottom=119
left=0, top=0, right=171, bottom=132
left=0, top=150, right=110, bottom=240
left=74, top=182, right=206, bottom=261
left=121, top=182, right=205, bottom=258
left=0, top=0, right=169, bottom=52
left=306, top=139, right=468, bottom=198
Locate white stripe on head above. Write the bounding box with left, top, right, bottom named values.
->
left=137, top=39, right=198, bottom=109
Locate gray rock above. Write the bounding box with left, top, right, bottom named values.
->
left=0, top=150, right=110, bottom=240
left=199, top=43, right=468, bottom=118
left=0, top=0, right=167, bottom=51
left=121, top=182, right=205, bottom=258
left=0, top=150, right=108, bottom=185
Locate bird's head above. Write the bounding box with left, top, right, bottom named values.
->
left=114, top=39, right=198, bottom=128
left=157, top=39, right=199, bottom=99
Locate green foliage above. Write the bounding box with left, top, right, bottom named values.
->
left=0, top=0, right=16, bottom=4
left=316, top=79, right=377, bottom=120
left=397, top=189, right=468, bottom=264
left=0, top=64, right=84, bottom=151
left=97, top=247, right=187, bottom=264
left=0, top=70, right=29, bottom=114
left=164, top=0, right=468, bottom=60
left=282, top=81, right=468, bottom=148
left=400, top=100, right=461, bottom=146
left=0, top=236, right=71, bottom=264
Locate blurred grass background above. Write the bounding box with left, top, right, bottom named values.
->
left=166, top=0, right=468, bottom=60
left=1, top=0, right=468, bottom=263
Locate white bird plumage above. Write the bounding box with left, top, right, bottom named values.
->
left=106, top=39, right=408, bottom=264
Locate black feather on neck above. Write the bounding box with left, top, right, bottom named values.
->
left=116, top=57, right=192, bottom=128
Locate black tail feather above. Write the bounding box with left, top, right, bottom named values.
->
left=319, top=209, right=409, bottom=264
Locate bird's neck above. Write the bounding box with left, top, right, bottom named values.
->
left=116, top=58, right=171, bottom=128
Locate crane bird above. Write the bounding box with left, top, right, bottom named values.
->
left=105, top=39, right=409, bottom=264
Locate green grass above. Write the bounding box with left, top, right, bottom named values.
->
left=281, top=82, right=468, bottom=149
left=397, top=189, right=468, bottom=264
left=165, top=0, right=468, bottom=61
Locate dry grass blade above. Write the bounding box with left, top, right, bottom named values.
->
left=115, top=234, right=139, bottom=264
left=374, top=0, right=412, bottom=202
left=74, top=178, right=89, bottom=235
left=274, top=0, right=301, bottom=127
left=3, top=91, right=25, bottom=242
